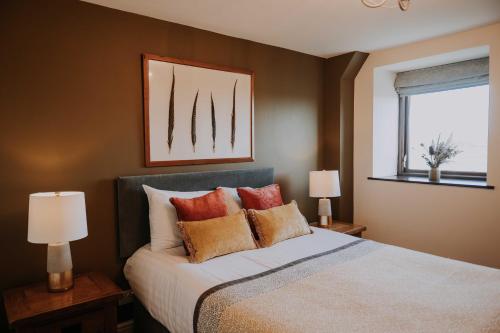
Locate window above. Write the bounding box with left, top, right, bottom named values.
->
left=395, top=57, right=490, bottom=180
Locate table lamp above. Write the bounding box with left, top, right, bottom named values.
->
left=28, top=192, right=88, bottom=292
left=309, top=170, right=341, bottom=226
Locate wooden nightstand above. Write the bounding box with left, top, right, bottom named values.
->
left=3, top=272, right=123, bottom=333
left=310, top=221, right=367, bottom=238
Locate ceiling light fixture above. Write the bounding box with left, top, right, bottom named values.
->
left=361, top=0, right=410, bottom=11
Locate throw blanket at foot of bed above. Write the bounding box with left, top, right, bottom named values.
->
left=194, top=240, right=500, bottom=333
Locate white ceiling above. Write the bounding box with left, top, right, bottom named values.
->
left=82, top=0, right=500, bottom=58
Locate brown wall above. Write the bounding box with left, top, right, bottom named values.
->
left=323, top=52, right=368, bottom=222
left=0, top=0, right=324, bottom=297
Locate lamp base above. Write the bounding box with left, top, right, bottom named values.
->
left=319, top=215, right=329, bottom=226
left=318, top=198, right=332, bottom=226
left=47, top=242, right=74, bottom=292
left=48, top=270, right=74, bottom=292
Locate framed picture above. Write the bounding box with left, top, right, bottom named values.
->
left=142, top=54, right=254, bottom=167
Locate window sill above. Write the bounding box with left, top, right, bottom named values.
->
left=367, top=175, right=494, bottom=190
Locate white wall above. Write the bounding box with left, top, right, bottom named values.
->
left=354, top=23, right=500, bottom=268
left=372, top=69, right=398, bottom=177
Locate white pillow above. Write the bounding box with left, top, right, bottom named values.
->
left=218, top=187, right=243, bottom=214
left=142, top=185, right=210, bottom=251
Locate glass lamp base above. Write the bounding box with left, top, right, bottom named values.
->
left=47, top=242, right=74, bottom=292
left=48, top=270, right=74, bottom=292
left=320, top=215, right=329, bottom=226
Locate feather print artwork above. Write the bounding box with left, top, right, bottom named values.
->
left=144, top=55, right=253, bottom=166
left=167, top=67, right=175, bottom=152
left=231, top=79, right=237, bottom=150
left=211, top=93, right=216, bottom=152
left=191, top=90, right=199, bottom=152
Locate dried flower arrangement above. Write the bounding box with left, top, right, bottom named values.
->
left=420, top=134, right=461, bottom=168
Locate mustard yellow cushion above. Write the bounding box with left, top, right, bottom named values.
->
left=248, top=201, right=312, bottom=247
left=177, top=210, right=258, bottom=263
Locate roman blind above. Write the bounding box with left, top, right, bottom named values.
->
left=394, top=57, right=489, bottom=95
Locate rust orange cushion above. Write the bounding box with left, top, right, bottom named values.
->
left=170, top=188, right=227, bottom=221
left=237, top=184, right=283, bottom=210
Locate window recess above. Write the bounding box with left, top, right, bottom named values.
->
left=394, top=57, right=489, bottom=180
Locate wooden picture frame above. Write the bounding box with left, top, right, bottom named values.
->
left=142, top=54, right=254, bottom=167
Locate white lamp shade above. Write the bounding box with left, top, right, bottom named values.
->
left=28, top=192, right=88, bottom=244
left=309, top=170, right=341, bottom=198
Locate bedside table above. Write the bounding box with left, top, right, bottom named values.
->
left=310, top=221, right=367, bottom=238
left=3, top=272, right=123, bottom=333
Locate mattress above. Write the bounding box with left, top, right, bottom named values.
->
left=124, top=227, right=500, bottom=333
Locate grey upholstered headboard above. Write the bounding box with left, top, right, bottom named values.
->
left=117, top=168, right=274, bottom=258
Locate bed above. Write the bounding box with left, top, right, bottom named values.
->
left=117, top=168, right=500, bottom=333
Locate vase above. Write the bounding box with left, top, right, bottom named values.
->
left=429, top=167, right=440, bottom=181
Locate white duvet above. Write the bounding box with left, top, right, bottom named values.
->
left=124, top=227, right=355, bottom=333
